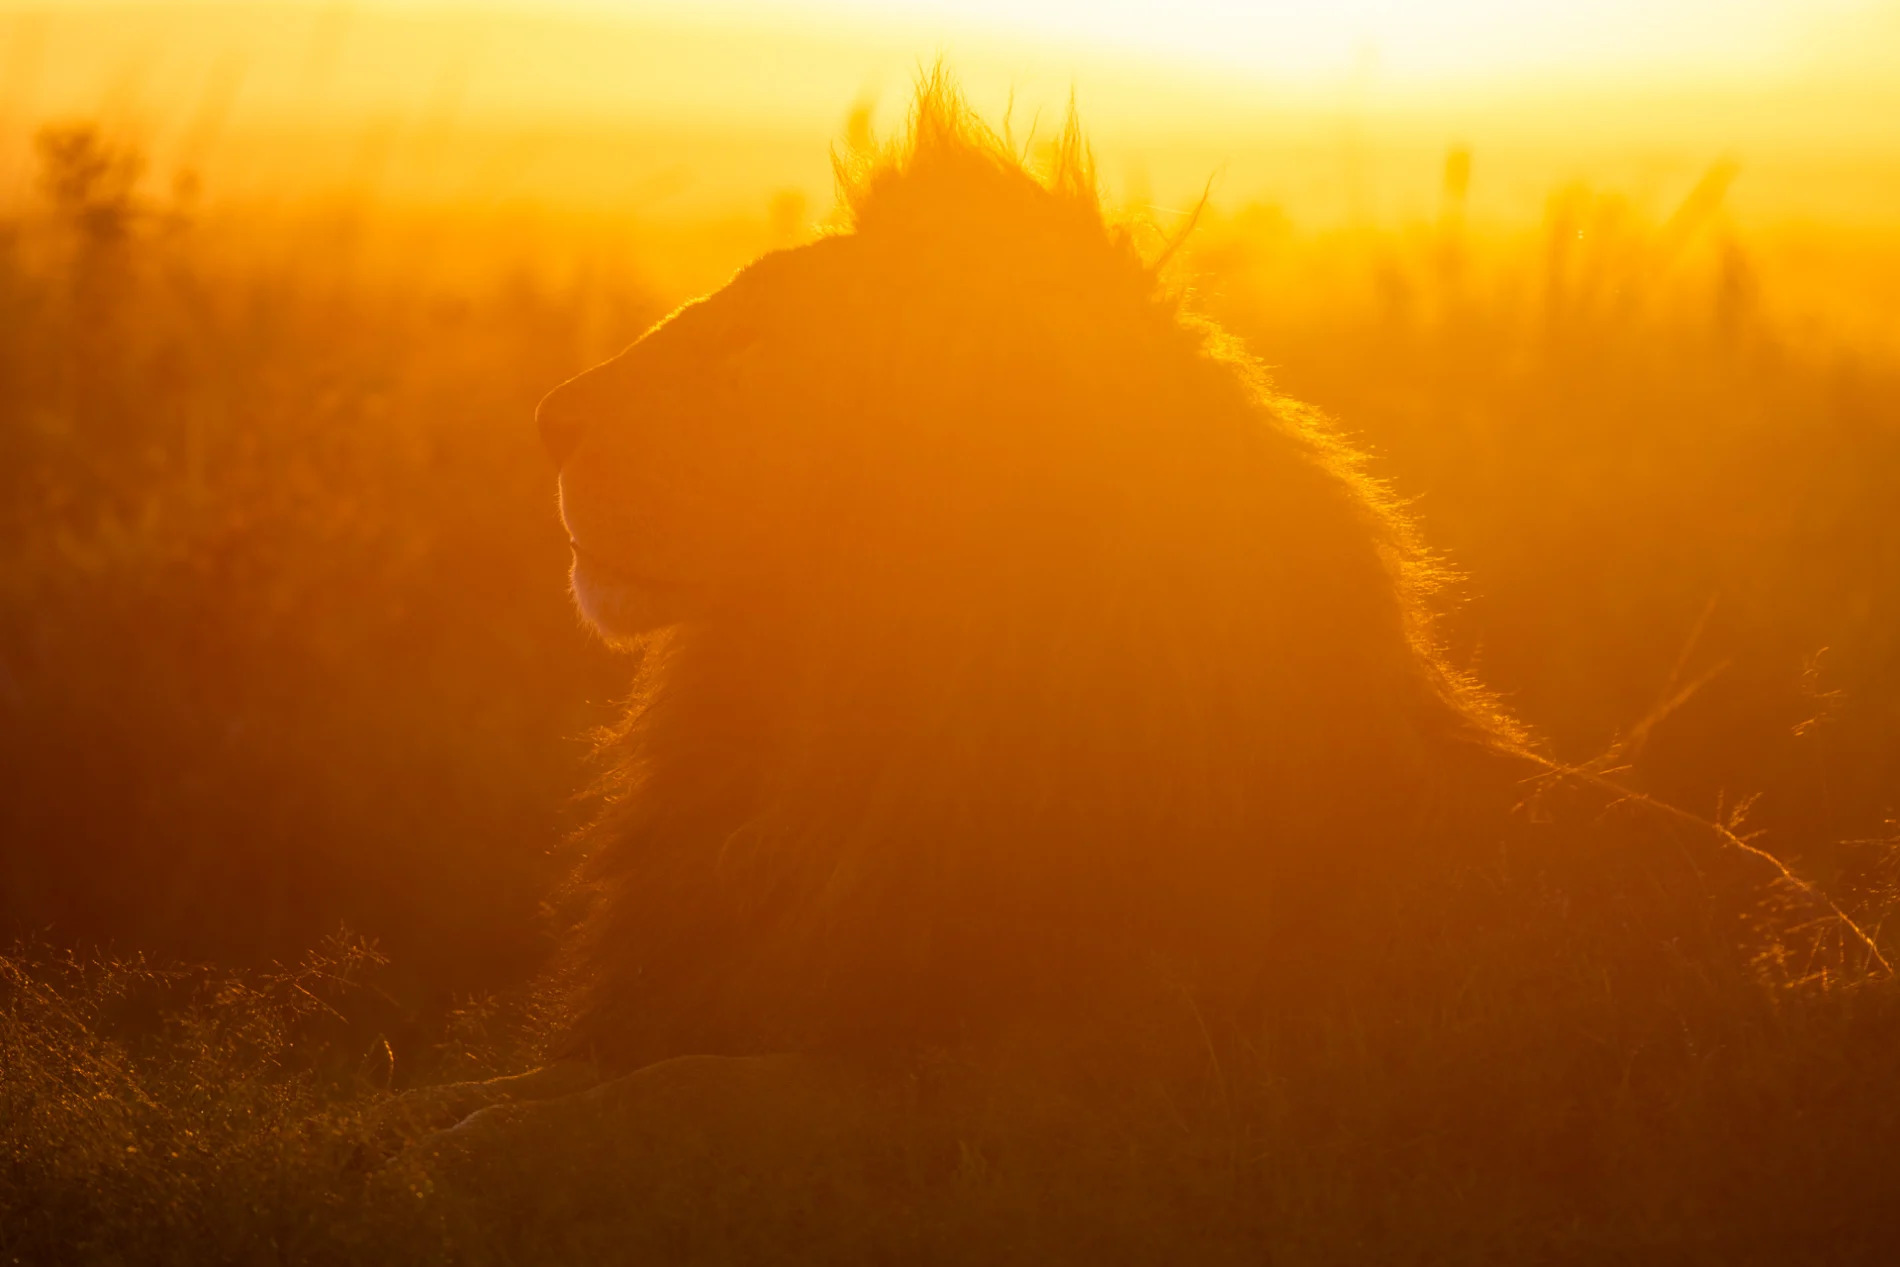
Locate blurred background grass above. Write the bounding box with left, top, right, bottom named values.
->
left=0, top=120, right=638, bottom=1013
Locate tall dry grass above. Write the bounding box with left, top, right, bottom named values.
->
left=0, top=125, right=640, bottom=1004
left=1192, top=164, right=1900, bottom=902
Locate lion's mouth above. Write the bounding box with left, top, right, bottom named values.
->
left=565, top=535, right=692, bottom=640
left=568, top=537, right=679, bottom=593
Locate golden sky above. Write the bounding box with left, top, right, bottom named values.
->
left=3, top=1, right=1898, bottom=225
left=639, top=0, right=1894, bottom=84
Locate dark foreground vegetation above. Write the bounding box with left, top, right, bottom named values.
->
left=6, top=124, right=1900, bottom=1261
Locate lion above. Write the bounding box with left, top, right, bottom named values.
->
left=530, top=79, right=1882, bottom=1074
left=388, top=77, right=1894, bottom=1259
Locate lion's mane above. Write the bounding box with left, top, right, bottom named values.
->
left=555, top=81, right=1874, bottom=1068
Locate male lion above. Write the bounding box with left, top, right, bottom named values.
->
left=396, top=79, right=1889, bottom=1260
left=533, top=81, right=1879, bottom=1072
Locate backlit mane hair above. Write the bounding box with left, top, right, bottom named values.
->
left=563, top=80, right=1543, bottom=1067
left=837, top=80, right=1506, bottom=731
left=841, top=76, right=1126, bottom=266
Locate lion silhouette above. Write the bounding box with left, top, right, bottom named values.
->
left=382, top=77, right=1891, bottom=1259
left=534, top=78, right=1880, bottom=1072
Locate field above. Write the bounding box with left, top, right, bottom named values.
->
left=6, top=83, right=1900, bottom=1260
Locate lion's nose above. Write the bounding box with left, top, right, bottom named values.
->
left=536, top=383, right=590, bottom=467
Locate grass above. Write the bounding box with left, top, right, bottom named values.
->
left=4, top=122, right=1900, bottom=1259
left=1, top=934, right=401, bottom=1265
left=11, top=917, right=1900, bottom=1262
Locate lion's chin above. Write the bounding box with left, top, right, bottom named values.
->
left=570, top=558, right=682, bottom=643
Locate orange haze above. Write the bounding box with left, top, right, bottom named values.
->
left=5, top=2, right=1900, bottom=226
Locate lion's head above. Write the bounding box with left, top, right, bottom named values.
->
left=538, top=81, right=1534, bottom=1065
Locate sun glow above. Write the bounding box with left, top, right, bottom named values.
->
left=6, top=0, right=1899, bottom=233
left=558, top=0, right=1889, bottom=84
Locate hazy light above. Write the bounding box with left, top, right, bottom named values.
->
left=544, top=0, right=1887, bottom=84
left=9, top=0, right=1899, bottom=228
